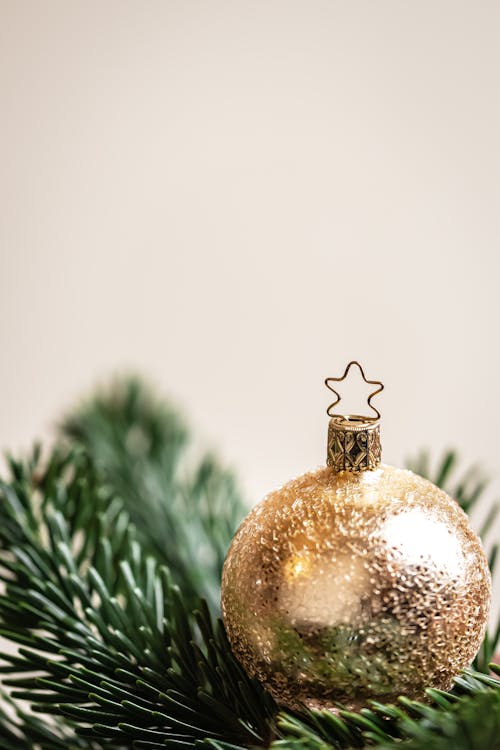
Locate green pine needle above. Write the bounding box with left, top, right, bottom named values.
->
left=61, top=377, right=247, bottom=612
left=0, top=447, right=276, bottom=749
left=272, top=687, right=500, bottom=750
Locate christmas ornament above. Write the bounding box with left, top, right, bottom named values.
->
left=221, top=362, right=491, bottom=711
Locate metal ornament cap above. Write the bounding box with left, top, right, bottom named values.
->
left=325, top=362, right=384, bottom=472
left=327, top=416, right=381, bottom=472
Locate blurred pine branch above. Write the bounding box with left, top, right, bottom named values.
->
left=61, top=378, right=246, bottom=612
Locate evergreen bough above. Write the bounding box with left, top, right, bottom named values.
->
left=0, top=378, right=498, bottom=749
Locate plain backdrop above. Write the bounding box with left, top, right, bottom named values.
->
left=1, top=2, right=499, bottom=605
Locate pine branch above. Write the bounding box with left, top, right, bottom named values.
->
left=406, top=450, right=493, bottom=521
left=375, top=690, right=500, bottom=750
left=271, top=685, right=500, bottom=750
left=0, top=449, right=276, bottom=749
left=61, top=377, right=246, bottom=613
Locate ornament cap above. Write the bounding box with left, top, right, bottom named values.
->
left=327, top=416, right=381, bottom=472
left=325, top=362, right=383, bottom=472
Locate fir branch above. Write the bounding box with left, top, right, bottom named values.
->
left=0, top=449, right=276, bottom=749
left=371, top=689, right=500, bottom=749
left=406, top=450, right=495, bottom=530
left=0, top=683, right=94, bottom=750
left=61, top=377, right=246, bottom=612
left=272, top=677, right=500, bottom=750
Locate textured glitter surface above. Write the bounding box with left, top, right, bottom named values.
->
left=221, top=465, right=491, bottom=711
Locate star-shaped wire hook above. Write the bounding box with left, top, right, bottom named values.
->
left=325, top=361, right=384, bottom=420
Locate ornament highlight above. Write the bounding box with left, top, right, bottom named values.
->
left=221, top=362, right=491, bottom=711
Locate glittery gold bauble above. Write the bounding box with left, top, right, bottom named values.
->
left=221, top=363, right=491, bottom=712
left=222, top=465, right=490, bottom=711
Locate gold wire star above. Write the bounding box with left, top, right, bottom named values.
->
left=325, top=361, right=384, bottom=420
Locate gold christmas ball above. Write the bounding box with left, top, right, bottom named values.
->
left=221, top=464, right=491, bottom=711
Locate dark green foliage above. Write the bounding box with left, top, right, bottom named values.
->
left=0, top=378, right=498, bottom=749
left=273, top=682, right=500, bottom=750
left=62, top=378, right=246, bottom=611
left=407, top=449, right=496, bottom=529
left=0, top=447, right=276, bottom=749
left=374, top=689, right=500, bottom=749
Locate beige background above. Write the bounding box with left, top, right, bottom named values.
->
left=1, top=2, right=499, bottom=606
